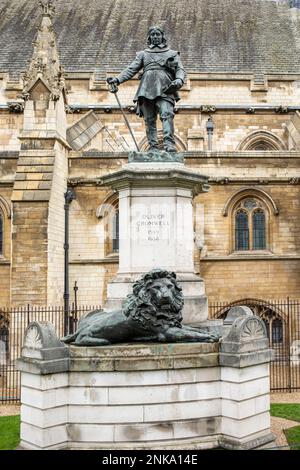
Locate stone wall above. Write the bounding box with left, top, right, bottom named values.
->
left=202, top=259, right=300, bottom=302
left=10, top=202, right=49, bottom=305
left=65, top=153, right=300, bottom=307
left=0, top=113, right=22, bottom=152
left=0, top=264, right=10, bottom=306
left=1, top=68, right=300, bottom=307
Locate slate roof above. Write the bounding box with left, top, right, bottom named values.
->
left=0, top=0, right=300, bottom=78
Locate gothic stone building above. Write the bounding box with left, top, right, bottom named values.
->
left=1, top=0, right=300, bottom=336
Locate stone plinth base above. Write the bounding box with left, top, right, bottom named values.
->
left=17, top=316, right=276, bottom=450
left=100, top=160, right=210, bottom=324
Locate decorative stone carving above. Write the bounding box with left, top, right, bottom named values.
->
left=21, top=2, right=66, bottom=103
left=17, top=321, right=69, bottom=374
left=8, top=101, right=25, bottom=113
left=220, top=314, right=270, bottom=367
left=275, top=106, right=289, bottom=114
left=65, top=105, right=81, bottom=114
left=201, top=105, right=216, bottom=113
left=38, top=1, right=56, bottom=17
left=289, top=177, right=300, bottom=185
left=240, top=317, right=265, bottom=339
left=23, top=325, right=43, bottom=350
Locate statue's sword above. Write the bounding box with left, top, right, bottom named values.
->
left=108, top=82, right=140, bottom=152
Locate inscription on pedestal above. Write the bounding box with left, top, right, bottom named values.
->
left=136, top=214, right=170, bottom=242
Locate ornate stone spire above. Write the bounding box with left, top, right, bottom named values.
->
left=22, top=0, right=66, bottom=101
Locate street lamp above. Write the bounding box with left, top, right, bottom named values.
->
left=206, top=116, right=214, bottom=151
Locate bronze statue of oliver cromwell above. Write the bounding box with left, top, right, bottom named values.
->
left=107, top=26, right=186, bottom=152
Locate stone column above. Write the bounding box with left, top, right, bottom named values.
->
left=16, top=322, right=69, bottom=450
left=11, top=96, right=70, bottom=306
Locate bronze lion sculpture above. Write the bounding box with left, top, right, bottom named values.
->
left=62, top=269, right=219, bottom=346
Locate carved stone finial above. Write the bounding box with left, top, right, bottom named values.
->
left=21, top=0, right=66, bottom=103
left=39, top=0, right=56, bottom=17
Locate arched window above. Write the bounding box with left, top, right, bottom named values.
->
left=237, top=131, right=286, bottom=151
left=253, top=209, right=266, bottom=250
left=96, top=192, right=119, bottom=257
left=234, top=198, right=267, bottom=251
left=0, top=212, right=3, bottom=256
left=139, top=130, right=187, bottom=152
left=235, top=210, right=249, bottom=250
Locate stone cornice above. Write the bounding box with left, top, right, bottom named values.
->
left=70, top=257, right=119, bottom=265
left=68, top=176, right=300, bottom=188
left=0, top=259, right=10, bottom=265
left=68, top=150, right=300, bottom=160
left=19, top=130, right=72, bottom=150
left=210, top=177, right=300, bottom=185
left=201, top=255, right=300, bottom=261
left=0, top=180, right=15, bottom=187
left=69, top=166, right=210, bottom=195
left=62, top=103, right=300, bottom=114
left=62, top=71, right=300, bottom=81
left=0, top=151, right=19, bottom=159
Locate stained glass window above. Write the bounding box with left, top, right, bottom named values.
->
left=235, top=210, right=249, bottom=250
left=253, top=209, right=266, bottom=250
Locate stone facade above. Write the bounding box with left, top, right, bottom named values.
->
left=1, top=1, right=300, bottom=313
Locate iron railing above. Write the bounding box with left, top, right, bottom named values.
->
left=0, top=304, right=101, bottom=404
left=209, top=297, right=300, bottom=392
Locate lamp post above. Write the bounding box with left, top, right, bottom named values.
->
left=206, top=116, right=214, bottom=151
left=64, top=188, right=76, bottom=336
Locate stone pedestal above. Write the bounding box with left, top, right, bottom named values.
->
left=17, top=313, right=276, bottom=450
left=101, top=154, right=210, bottom=323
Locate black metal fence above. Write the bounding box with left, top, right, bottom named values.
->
left=209, top=298, right=300, bottom=392
left=0, top=304, right=101, bottom=404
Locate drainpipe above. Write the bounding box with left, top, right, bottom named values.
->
left=206, top=116, right=215, bottom=151
left=64, top=188, right=76, bottom=336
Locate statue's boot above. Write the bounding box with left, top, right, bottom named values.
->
left=145, top=118, right=159, bottom=151
left=161, top=116, right=177, bottom=152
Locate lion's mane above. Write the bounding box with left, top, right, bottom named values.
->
left=122, top=269, right=184, bottom=332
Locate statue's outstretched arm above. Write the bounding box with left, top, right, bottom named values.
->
left=175, top=55, right=186, bottom=85
left=116, top=52, right=143, bottom=84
